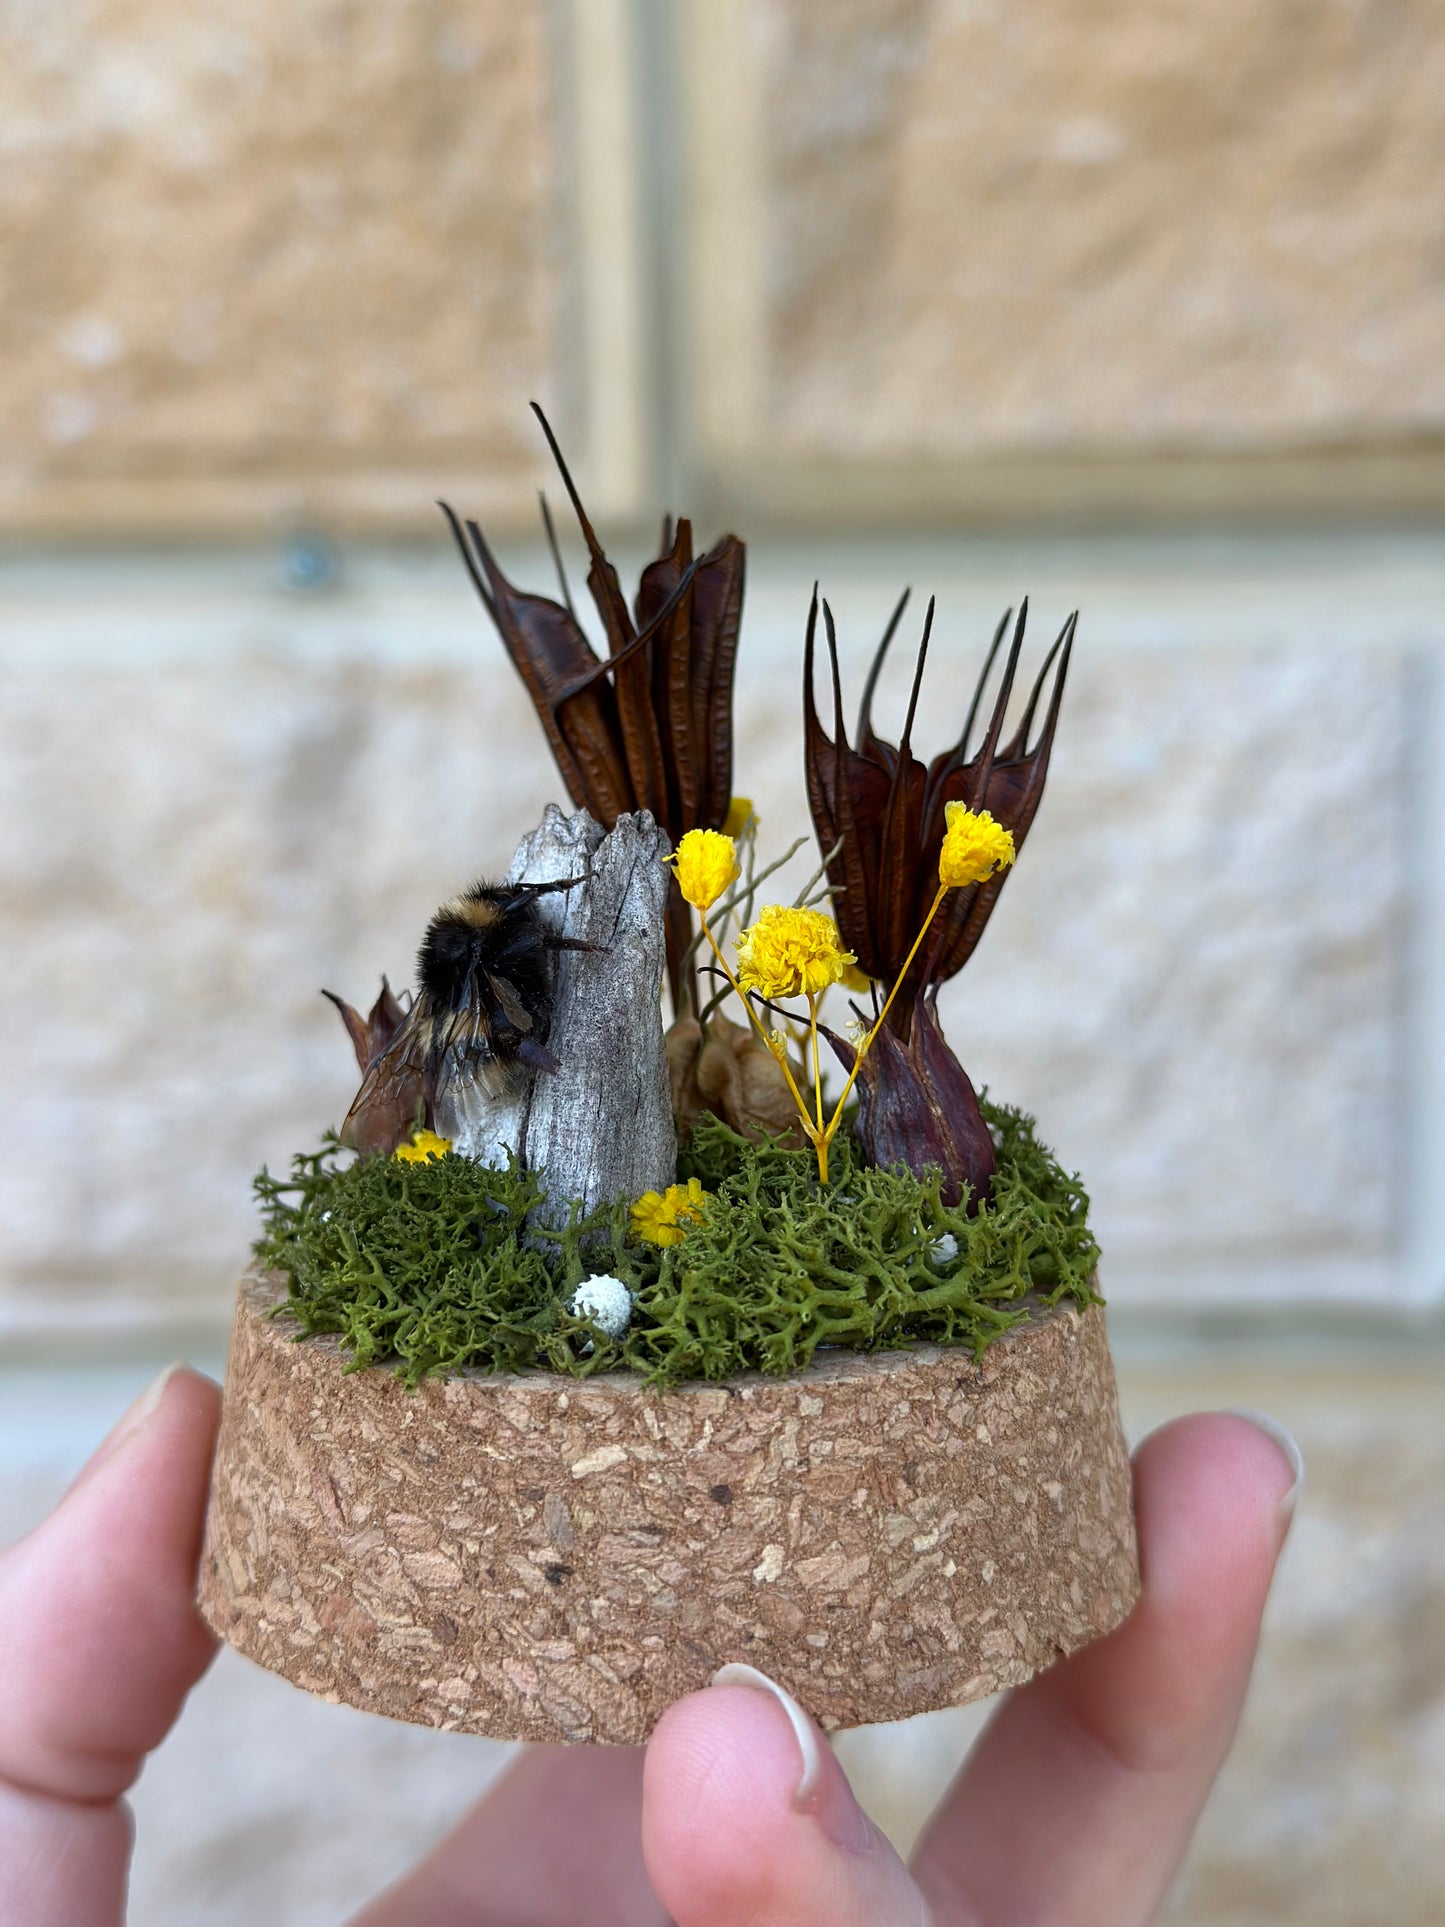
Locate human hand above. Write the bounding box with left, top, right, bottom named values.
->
left=0, top=1365, right=1299, bottom=1925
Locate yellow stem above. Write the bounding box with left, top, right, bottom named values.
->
left=823, top=884, right=951, bottom=1140
left=808, top=994, right=824, bottom=1134
left=701, top=917, right=819, bottom=1153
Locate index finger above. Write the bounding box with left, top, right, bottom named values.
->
left=911, top=1411, right=1301, bottom=1927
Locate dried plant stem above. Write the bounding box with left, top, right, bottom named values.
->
left=791, top=839, right=845, bottom=910
left=699, top=874, right=955, bottom=1191
left=825, top=883, right=950, bottom=1129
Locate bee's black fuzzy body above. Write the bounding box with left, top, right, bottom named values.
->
left=417, top=883, right=559, bottom=1078
left=338, top=873, right=590, bottom=1153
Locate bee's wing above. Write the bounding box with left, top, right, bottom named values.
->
left=483, top=970, right=535, bottom=1035
left=339, top=1002, right=433, bottom=1155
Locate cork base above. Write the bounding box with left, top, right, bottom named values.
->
left=199, top=1270, right=1140, bottom=1744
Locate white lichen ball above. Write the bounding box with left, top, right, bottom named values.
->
left=569, top=1273, right=633, bottom=1340
left=930, top=1232, right=959, bottom=1266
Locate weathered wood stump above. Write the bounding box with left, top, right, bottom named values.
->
left=436, top=806, right=676, bottom=1218
left=199, top=1270, right=1140, bottom=1743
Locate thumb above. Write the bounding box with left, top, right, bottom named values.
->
left=643, top=1665, right=933, bottom=1926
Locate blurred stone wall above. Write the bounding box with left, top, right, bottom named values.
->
left=685, top=0, right=1445, bottom=518
left=0, top=1, right=568, bottom=535
left=2, top=2, right=1444, bottom=1921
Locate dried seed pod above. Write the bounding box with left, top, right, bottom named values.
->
left=804, top=592, right=1074, bottom=1032
left=321, top=978, right=408, bottom=1075
left=666, top=1016, right=809, bottom=1150
left=805, top=592, right=1076, bottom=1206
left=826, top=995, right=996, bottom=1208
left=321, top=979, right=429, bottom=1157
left=442, top=406, right=745, bottom=1009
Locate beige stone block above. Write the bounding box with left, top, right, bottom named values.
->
left=947, top=637, right=1406, bottom=1298
left=0, top=647, right=558, bottom=1317
left=686, top=0, right=1445, bottom=515
left=0, top=1, right=648, bottom=534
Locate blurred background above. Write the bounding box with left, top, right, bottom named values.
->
left=2, top=1, right=1443, bottom=1919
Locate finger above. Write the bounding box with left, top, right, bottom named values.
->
left=0, top=1364, right=222, bottom=1927
left=352, top=1743, right=669, bottom=1927
left=911, top=1411, right=1301, bottom=1927
left=642, top=1666, right=933, bottom=1926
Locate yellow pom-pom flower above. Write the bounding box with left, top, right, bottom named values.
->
left=735, top=904, right=855, bottom=1001
left=671, top=828, right=740, bottom=913
left=630, top=1177, right=712, bottom=1247
left=394, top=1127, right=453, bottom=1164
left=938, top=803, right=1016, bottom=890
left=721, top=796, right=756, bottom=838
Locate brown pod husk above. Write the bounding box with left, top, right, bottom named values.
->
left=666, top=1014, right=810, bottom=1149
left=838, top=994, right=998, bottom=1209
left=199, top=1270, right=1139, bottom=1745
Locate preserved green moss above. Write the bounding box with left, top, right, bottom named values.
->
left=253, top=1101, right=1100, bottom=1388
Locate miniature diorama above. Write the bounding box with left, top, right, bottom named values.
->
left=199, top=410, right=1139, bottom=1744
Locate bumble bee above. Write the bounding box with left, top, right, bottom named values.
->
left=339, top=875, right=591, bottom=1155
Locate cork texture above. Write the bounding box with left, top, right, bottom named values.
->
left=200, top=1269, right=1139, bottom=1743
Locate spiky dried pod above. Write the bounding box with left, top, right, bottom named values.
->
left=322, top=979, right=408, bottom=1075
left=442, top=406, right=745, bottom=1008
left=804, top=592, right=1074, bottom=1035
left=321, top=979, right=428, bottom=1157
left=806, top=592, right=1076, bottom=1205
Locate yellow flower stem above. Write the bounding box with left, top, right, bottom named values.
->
left=700, top=916, right=820, bottom=1154
left=823, top=883, right=950, bottom=1138
left=807, top=992, right=831, bottom=1183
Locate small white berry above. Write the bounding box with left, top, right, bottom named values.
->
left=569, top=1273, right=632, bottom=1340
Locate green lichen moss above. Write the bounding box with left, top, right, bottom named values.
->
left=252, top=1100, right=1101, bottom=1388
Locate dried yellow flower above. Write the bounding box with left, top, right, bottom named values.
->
left=939, top=803, right=1016, bottom=890
left=671, top=828, right=741, bottom=913
left=735, top=904, right=855, bottom=1001
left=721, top=796, right=756, bottom=838
left=394, top=1128, right=453, bottom=1164
left=630, top=1177, right=712, bottom=1247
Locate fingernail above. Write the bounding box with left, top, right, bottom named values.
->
left=1226, top=1408, right=1305, bottom=1521
left=710, top=1662, right=872, bottom=1853
left=74, top=1362, right=189, bottom=1488
left=123, top=1361, right=188, bottom=1435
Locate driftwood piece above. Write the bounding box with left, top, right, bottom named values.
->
left=200, top=1270, right=1140, bottom=1744
left=435, top=805, right=676, bottom=1219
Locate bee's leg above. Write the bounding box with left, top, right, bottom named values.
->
left=517, top=1036, right=562, bottom=1075
left=543, top=935, right=609, bottom=955
left=520, top=873, right=591, bottom=899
